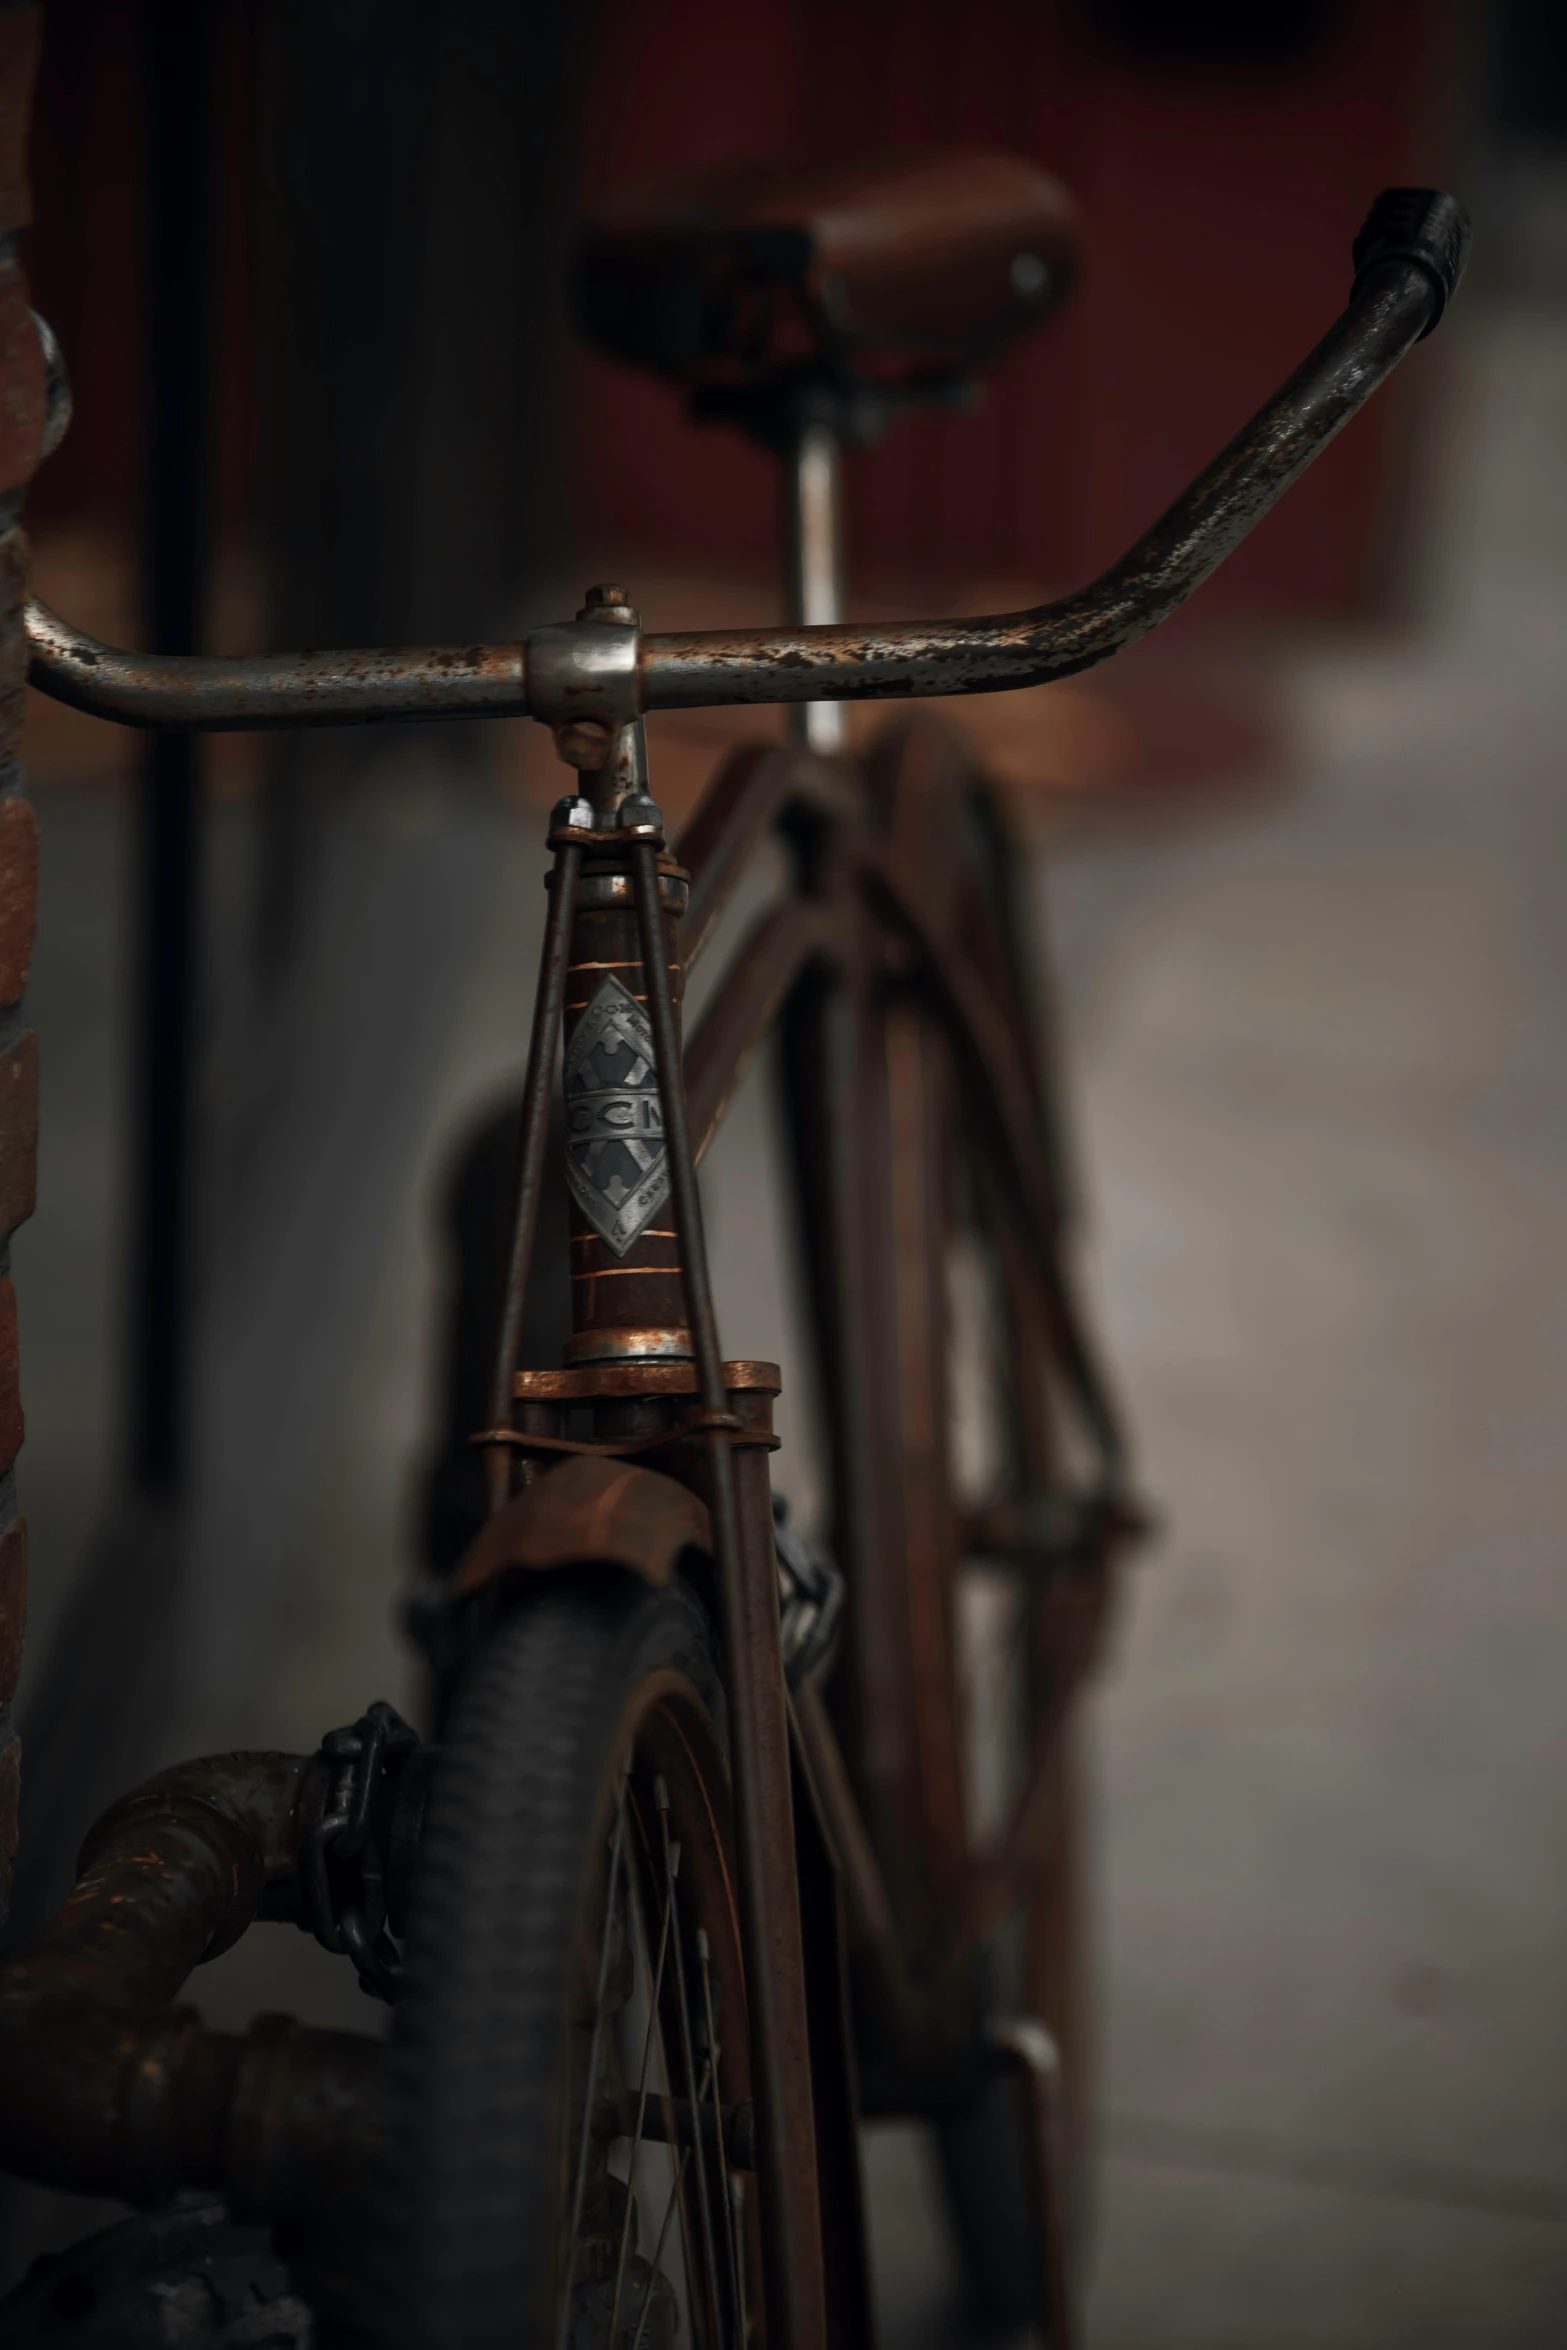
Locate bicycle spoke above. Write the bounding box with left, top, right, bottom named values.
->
left=629, top=2147, right=692, bottom=2350
left=699, top=1925, right=744, bottom=2349
left=557, top=1763, right=631, bottom=2350
left=729, top=2175, right=749, bottom=2350
left=658, top=1776, right=727, bottom=2350
left=608, top=1828, right=681, bottom=2347
left=682, top=2054, right=716, bottom=2347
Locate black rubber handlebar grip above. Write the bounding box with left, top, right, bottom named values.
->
left=1351, top=188, right=1472, bottom=337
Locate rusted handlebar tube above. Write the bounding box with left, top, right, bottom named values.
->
left=640, top=257, right=1439, bottom=710
left=24, top=198, right=1468, bottom=735
left=23, top=600, right=528, bottom=730
left=0, top=1752, right=382, bottom=2215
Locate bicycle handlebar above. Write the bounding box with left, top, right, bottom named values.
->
left=24, top=190, right=1469, bottom=735
left=642, top=241, right=1452, bottom=709
left=22, top=603, right=529, bottom=730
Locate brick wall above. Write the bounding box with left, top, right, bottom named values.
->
left=0, top=0, right=43, bottom=1923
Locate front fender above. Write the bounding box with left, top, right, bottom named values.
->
left=451, top=1454, right=713, bottom=1602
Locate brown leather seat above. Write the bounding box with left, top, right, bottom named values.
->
left=572, top=147, right=1082, bottom=396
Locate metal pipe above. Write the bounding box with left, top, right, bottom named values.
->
left=783, top=418, right=847, bottom=752
left=24, top=596, right=528, bottom=729
left=0, top=1753, right=381, bottom=2211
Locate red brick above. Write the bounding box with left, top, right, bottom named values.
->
left=0, top=1732, right=18, bottom=1916
left=0, top=525, right=26, bottom=756
left=0, top=1274, right=20, bottom=1477
left=0, top=1514, right=22, bottom=1705
left=0, top=789, right=35, bottom=1004
left=0, top=262, right=42, bottom=497
left=0, top=1027, right=34, bottom=1238
left=0, top=7, right=38, bottom=238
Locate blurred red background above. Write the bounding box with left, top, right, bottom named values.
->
left=571, top=0, right=1457, bottom=620
left=17, top=0, right=1462, bottom=817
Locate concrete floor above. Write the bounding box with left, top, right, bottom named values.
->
left=1059, top=289, right=1567, bottom=2346
left=7, top=244, right=1567, bottom=2342
left=855, top=281, right=1567, bottom=2345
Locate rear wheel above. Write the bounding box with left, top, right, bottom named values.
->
left=827, top=717, right=1114, bottom=2335
left=378, top=1572, right=760, bottom=2350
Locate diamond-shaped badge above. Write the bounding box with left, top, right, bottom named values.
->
left=563, top=972, right=670, bottom=1256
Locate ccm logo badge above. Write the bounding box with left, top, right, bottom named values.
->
left=564, top=972, right=670, bottom=1255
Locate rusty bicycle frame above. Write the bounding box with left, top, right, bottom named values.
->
left=0, top=190, right=1467, bottom=2348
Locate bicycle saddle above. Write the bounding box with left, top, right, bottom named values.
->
left=571, top=146, right=1082, bottom=401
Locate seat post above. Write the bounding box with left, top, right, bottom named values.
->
left=782, top=412, right=846, bottom=752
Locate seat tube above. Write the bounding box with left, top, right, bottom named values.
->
left=783, top=411, right=847, bottom=754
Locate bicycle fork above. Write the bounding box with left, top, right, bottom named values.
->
left=481, top=645, right=833, bottom=2350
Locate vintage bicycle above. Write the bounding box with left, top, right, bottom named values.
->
left=0, top=155, right=1467, bottom=2349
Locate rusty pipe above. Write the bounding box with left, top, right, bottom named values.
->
left=0, top=1751, right=382, bottom=2215
left=23, top=596, right=528, bottom=730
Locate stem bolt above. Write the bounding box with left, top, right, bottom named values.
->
left=553, top=718, right=613, bottom=769
left=580, top=583, right=639, bottom=626
left=617, top=791, right=665, bottom=839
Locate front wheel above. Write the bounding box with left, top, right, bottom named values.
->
left=376, top=1571, right=761, bottom=2350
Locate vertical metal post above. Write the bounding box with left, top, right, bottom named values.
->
left=132, top=0, right=213, bottom=1493
left=784, top=416, right=847, bottom=755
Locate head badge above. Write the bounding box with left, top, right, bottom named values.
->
left=563, top=972, right=670, bottom=1255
